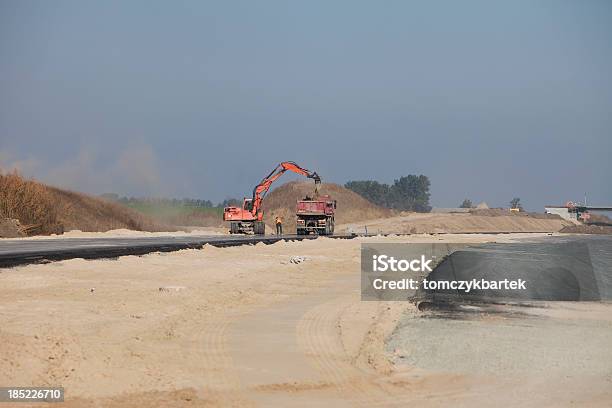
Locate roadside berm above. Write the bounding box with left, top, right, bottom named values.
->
left=339, top=211, right=573, bottom=234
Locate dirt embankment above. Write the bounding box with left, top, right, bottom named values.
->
left=48, top=187, right=172, bottom=233
left=469, top=208, right=563, bottom=219
left=339, top=212, right=574, bottom=234
left=563, top=213, right=612, bottom=233
left=0, top=172, right=169, bottom=236
left=262, top=181, right=391, bottom=233
left=560, top=224, right=612, bottom=234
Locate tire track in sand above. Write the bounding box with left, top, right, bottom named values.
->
left=195, top=316, right=253, bottom=406
left=296, top=295, right=401, bottom=407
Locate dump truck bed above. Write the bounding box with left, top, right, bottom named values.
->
left=296, top=200, right=335, bottom=215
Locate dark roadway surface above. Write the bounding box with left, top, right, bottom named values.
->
left=0, top=233, right=356, bottom=268
left=360, top=236, right=612, bottom=303
left=424, top=235, right=612, bottom=302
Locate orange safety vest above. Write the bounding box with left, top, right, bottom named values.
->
left=275, top=217, right=282, bottom=225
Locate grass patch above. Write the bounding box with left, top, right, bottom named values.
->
left=125, top=203, right=223, bottom=227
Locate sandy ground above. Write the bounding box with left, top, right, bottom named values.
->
left=0, top=233, right=610, bottom=407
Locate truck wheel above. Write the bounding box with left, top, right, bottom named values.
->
left=254, top=221, right=265, bottom=235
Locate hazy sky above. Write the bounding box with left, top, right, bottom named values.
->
left=1, top=0, right=611, bottom=210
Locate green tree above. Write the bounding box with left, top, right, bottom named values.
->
left=510, top=197, right=523, bottom=210
left=388, top=175, right=431, bottom=212
left=344, top=180, right=390, bottom=207
left=345, top=175, right=432, bottom=212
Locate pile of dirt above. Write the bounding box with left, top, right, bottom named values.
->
left=0, top=171, right=169, bottom=235
left=339, top=212, right=574, bottom=234
left=262, top=181, right=391, bottom=233
left=48, top=187, right=171, bottom=233
left=586, top=213, right=612, bottom=226
left=469, top=208, right=563, bottom=220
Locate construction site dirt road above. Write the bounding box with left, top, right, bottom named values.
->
left=1, top=233, right=609, bottom=407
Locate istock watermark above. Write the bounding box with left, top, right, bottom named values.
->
left=372, top=254, right=433, bottom=272
left=361, top=241, right=601, bottom=302
left=361, top=243, right=461, bottom=301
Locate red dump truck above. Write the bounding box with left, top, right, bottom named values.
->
left=296, top=195, right=336, bottom=235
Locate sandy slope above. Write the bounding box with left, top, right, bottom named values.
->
left=0, top=234, right=609, bottom=407
left=339, top=212, right=573, bottom=234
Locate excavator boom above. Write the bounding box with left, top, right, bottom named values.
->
left=251, top=161, right=320, bottom=217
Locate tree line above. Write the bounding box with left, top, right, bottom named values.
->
left=344, top=175, right=431, bottom=212
left=100, top=193, right=240, bottom=208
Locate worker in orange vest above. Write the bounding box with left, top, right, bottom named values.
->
left=275, top=216, right=283, bottom=235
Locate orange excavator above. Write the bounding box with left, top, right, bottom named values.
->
left=223, top=161, right=321, bottom=235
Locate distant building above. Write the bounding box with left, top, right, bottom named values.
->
left=544, top=206, right=577, bottom=221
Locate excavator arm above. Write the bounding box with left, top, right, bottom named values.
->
left=250, top=161, right=320, bottom=218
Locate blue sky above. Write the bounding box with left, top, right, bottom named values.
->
left=1, top=0, right=611, bottom=210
